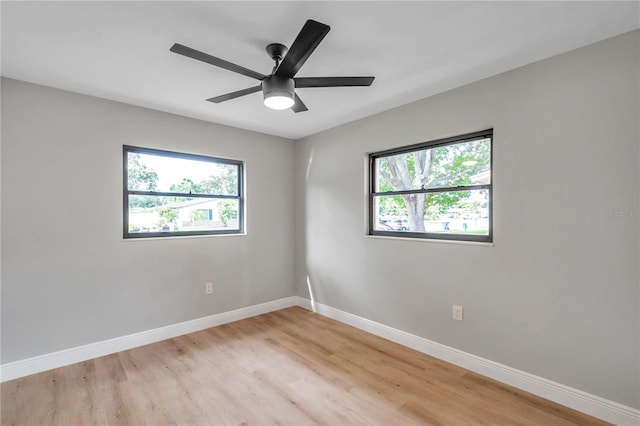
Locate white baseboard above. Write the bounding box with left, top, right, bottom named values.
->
left=3, top=295, right=637, bottom=425
left=0, top=296, right=298, bottom=383
left=294, top=297, right=640, bottom=426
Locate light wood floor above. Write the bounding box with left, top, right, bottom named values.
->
left=2, top=307, right=607, bottom=425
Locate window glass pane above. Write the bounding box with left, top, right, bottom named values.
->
left=373, top=189, right=489, bottom=235
left=127, top=152, right=238, bottom=195
left=428, top=138, right=490, bottom=189
left=375, top=151, right=428, bottom=192
left=128, top=195, right=240, bottom=233
left=375, top=137, right=491, bottom=192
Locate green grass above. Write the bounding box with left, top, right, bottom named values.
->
left=428, top=229, right=488, bottom=235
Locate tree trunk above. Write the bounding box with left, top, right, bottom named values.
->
left=381, top=150, right=433, bottom=232
left=403, top=193, right=426, bottom=231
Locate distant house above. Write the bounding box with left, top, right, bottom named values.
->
left=471, top=170, right=490, bottom=184
left=129, top=198, right=238, bottom=232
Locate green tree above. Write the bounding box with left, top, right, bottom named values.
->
left=158, top=207, right=178, bottom=229
left=198, top=167, right=238, bottom=195
left=169, top=178, right=200, bottom=199
left=378, top=150, right=434, bottom=231
left=168, top=166, right=238, bottom=199
left=378, top=139, right=490, bottom=231
left=426, top=141, right=490, bottom=214
left=218, top=201, right=236, bottom=227
left=128, top=153, right=158, bottom=191
left=128, top=153, right=163, bottom=208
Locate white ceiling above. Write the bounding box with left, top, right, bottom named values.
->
left=2, top=1, right=638, bottom=140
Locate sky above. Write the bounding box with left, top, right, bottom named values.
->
left=134, top=152, right=231, bottom=192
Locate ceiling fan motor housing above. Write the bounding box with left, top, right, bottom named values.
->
left=262, top=75, right=295, bottom=102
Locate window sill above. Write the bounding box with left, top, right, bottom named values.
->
left=364, top=234, right=494, bottom=247
left=123, top=233, right=246, bottom=241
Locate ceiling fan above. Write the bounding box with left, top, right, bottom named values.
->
left=170, top=19, right=375, bottom=113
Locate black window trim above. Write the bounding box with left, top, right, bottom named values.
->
left=368, top=129, right=493, bottom=243
left=123, top=145, right=244, bottom=239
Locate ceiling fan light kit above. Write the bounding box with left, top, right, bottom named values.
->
left=262, top=75, right=295, bottom=110
left=170, top=19, right=375, bottom=113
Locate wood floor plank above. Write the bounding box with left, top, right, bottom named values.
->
left=1, top=307, right=609, bottom=425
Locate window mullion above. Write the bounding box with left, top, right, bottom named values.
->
left=127, top=190, right=239, bottom=199
left=372, top=184, right=491, bottom=197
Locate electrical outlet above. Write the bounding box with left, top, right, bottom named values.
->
left=205, top=282, right=213, bottom=295
left=453, top=305, right=463, bottom=321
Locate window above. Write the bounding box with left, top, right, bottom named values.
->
left=369, top=129, right=492, bottom=242
left=123, top=146, right=243, bottom=238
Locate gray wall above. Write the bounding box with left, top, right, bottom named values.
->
left=294, top=30, right=640, bottom=408
left=2, top=30, right=639, bottom=410
left=1, top=78, right=296, bottom=363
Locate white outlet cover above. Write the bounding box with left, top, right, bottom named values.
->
left=453, top=305, right=463, bottom=321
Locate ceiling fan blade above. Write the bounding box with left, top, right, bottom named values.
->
left=275, top=20, right=330, bottom=78
left=207, top=85, right=262, bottom=103
left=291, top=94, right=308, bottom=113
left=295, top=76, right=375, bottom=88
left=170, top=43, right=265, bottom=80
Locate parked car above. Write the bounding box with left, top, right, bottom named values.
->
left=389, top=218, right=408, bottom=231
left=379, top=217, right=408, bottom=231
left=377, top=222, right=395, bottom=231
